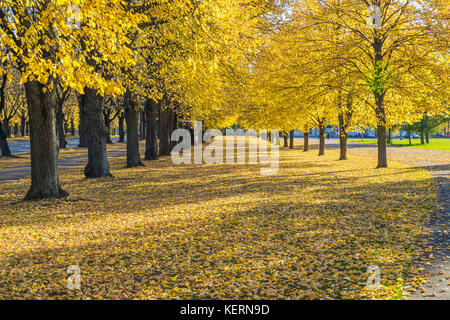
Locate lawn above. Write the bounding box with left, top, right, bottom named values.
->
left=0, top=146, right=436, bottom=299
left=345, top=138, right=450, bottom=151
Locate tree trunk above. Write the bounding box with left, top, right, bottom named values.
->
left=289, top=130, right=294, bottom=149
left=375, top=93, right=388, bottom=168
left=104, top=114, right=113, bottom=144
left=118, top=112, right=125, bottom=143
left=20, top=115, right=26, bottom=136
left=139, top=109, right=146, bottom=141
left=303, top=131, right=309, bottom=152
left=82, top=88, right=112, bottom=178
left=283, top=133, right=288, bottom=147
left=78, top=95, right=89, bottom=147
left=57, top=102, right=67, bottom=149
left=23, top=81, right=68, bottom=200
left=420, top=133, right=425, bottom=144
left=0, top=73, right=11, bottom=156
left=159, top=104, right=170, bottom=156
left=70, top=117, right=75, bottom=136
left=318, top=125, right=325, bottom=156
left=408, top=129, right=411, bottom=145
left=3, top=118, right=11, bottom=138
left=144, top=98, right=159, bottom=160
left=425, top=133, right=430, bottom=144
left=338, top=113, right=347, bottom=160
left=125, top=91, right=144, bottom=167
left=387, top=128, right=391, bottom=145
left=0, top=124, right=11, bottom=156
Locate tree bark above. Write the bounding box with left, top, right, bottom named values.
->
left=23, top=81, right=68, bottom=200
left=70, top=117, right=75, bottom=136
left=159, top=103, right=170, bottom=156
left=377, top=124, right=388, bottom=167
left=283, top=133, right=288, bottom=147
left=0, top=72, right=11, bottom=156
left=118, top=112, right=125, bottom=143
left=144, top=98, right=159, bottom=160
left=20, top=114, right=26, bottom=136
left=104, top=111, right=113, bottom=144
left=139, top=109, right=146, bottom=141
left=303, top=131, right=309, bottom=152
left=125, top=91, right=144, bottom=167
left=78, top=95, right=89, bottom=147
left=289, top=130, right=294, bottom=149
left=318, top=125, right=325, bottom=156
left=338, top=113, right=347, bottom=160
left=57, top=101, right=67, bottom=149
left=420, top=133, right=425, bottom=144
left=82, top=88, right=112, bottom=178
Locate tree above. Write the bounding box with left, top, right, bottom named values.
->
left=0, top=0, right=141, bottom=199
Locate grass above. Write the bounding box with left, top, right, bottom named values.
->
left=0, top=144, right=436, bottom=299
left=345, top=138, right=450, bottom=151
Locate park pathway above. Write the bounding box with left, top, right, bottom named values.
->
left=0, top=148, right=126, bottom=184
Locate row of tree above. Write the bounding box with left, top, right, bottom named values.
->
left=0, top=1, right=448, bottom=202
left=0, top=0, right=280, bottom=200
left=236, top=0, right=448, bottom=165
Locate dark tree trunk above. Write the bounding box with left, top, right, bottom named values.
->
left=144, top=98, right=159, bottom=160
left=425, top=133, right=430, bottom=144
left=0, top=74, right=11, bottom=156
left=23, top=81, right=68, bottom=200
left=0, top=125, right=11, bottom=156
left=82, top=88, right=112, bottom=178
left=303, top=131, right=309, bottom=152
left=377, top=124, right=388, bottom=167
left=78, top=95, right=89, bottom=147
left=3, top=118, right=11, bottom=138
left=318, top=125, right=325, bottom=156
left=338, top=113, right=347, bottom=160
left=20, top=115, right=26, bottom=136
left=139, top=109, right=146, bottom=141
left=420, top=133, right=425, bottom=144
left=283, top=133, right=288, bottom=147
left=104, top=112, right=113, bottom=144
left=169, top=109, right=177, bottom=152
left=14, top=123, right=19, bottom=136
left=159, top=104, right=170, bottom=156
left=125, top=91, right=144, bottom=167
left=408, top=128, right=412, bottom=145
left=57, top=101, right=67, bottom=149
left=70, top=117, right=75, bottom=136
left=118, top=112, right=125, bottom=143
left=289, top=130, right=294, bottom=149
left=374, top=91, right=388, bottom=168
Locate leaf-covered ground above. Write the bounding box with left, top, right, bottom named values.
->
left=0, top=146, right=436, bottom=299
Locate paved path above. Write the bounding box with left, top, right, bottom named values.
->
left=6, top=137, right=121, bottom=154
left=0, top=148, right=126, bottom=184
